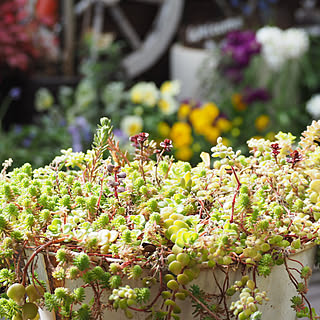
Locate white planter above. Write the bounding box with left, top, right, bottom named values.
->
left=38, top=245, right=316, bottom=320
left=169, top=43, right=213, bottom=100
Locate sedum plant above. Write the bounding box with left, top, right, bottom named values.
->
left=1, top=118, right=320, bottom=319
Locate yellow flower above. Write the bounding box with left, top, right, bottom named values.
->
left=216, top=118, right=232, bottom=132
left=120, top=115, right=143, bottom=137
left=158, top=122, right=171, bottom=137
left=178, top=103, right=191, bottom=120
left=189, top=109, right=210, bottom=135
left=202, top=102, right=219, bottom=121
left=232, top=93, right=247, bottom=111
left=175, top=146, right=193, bottom=161
left=131, top=90, right=142, bottom=104
left=130, top=82, right=159, bottom=107
left=170, top=122, right=193, bottom=148
left=158, top=96, right=178, bottom=115
left=203, top=126, right=221, bottom=144
left=160, top=80, right=180, bottom=96
left=255, top=115, right=270, bottom=132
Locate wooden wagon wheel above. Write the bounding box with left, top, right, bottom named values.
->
left=75, top=0, right=185, bottom=78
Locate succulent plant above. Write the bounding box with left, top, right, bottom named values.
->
left=1, top=118, right=320, bottom=319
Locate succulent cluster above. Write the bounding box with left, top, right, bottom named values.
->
left=1, top=118, right=320, bottom=319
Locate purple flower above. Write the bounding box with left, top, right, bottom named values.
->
left=221, top=30, right=261, bottom=67
left=9, top=87, right=21, bottom=100
left=68, top=124, right=82, bottom=152
left=59, top=118, right=67, bottom=127
left=223, top=66, right=244, bottom=83
left=114, top=129, right=128, bottom=141
left=242, top=88, right=271, bottom=104
left=75, top=116, right=91, bottom=142
left=14, top=124, right=22, bottom=134
left=22, top=137, right=32, bottom=148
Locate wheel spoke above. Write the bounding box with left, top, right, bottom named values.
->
left=108, top=4, right=142, bottom=50
left=127, top=0, right=164, bottom=4
left=75, top=0, right=94, bottom=15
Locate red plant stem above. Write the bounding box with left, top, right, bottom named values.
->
left=284, top=258, right=314, bottom=320
left=230, top=166, right=241, bottom=223
left=22, top=238, right=67, bottom=286
left=113, top=171, right=119, bottom=200
left=163, top=159, right=174, bottom=180
left=146, top=254, right=165, bottom=309
left=288, top=267, right=302, bottom=274
left=287, top=256, right=306, bottom=268
left=155, top=149, right=165, bottom=186
left=96, top=172, right=107, bottom=210
left=128, top=306, right=148, bottom=312
left=182, top=286, right=223, bottom=320
left=139, top=144, right=146, bottom=183
left=212, top=268, right=230, bottom=319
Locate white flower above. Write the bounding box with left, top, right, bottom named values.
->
left=257, top=27, right=286, bottom=70
left=158, top=95, right=179, bottom=115
left=306, top=94, right=320, bottom=119
left=130, top=82, right=159, bottom=107
left=283, top=28, right=309, bottom=59
left=256, top=26, right=309, bottom=70
left=120, top=115, right=143, bottom=137
left=160, top=80, right=180, bottom=97
left=256, top=26, right=283, bottom=46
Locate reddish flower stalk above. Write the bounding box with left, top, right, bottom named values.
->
left=271, top=143, right=281, bottom=164
left=230, top=166, right=241, bottom=223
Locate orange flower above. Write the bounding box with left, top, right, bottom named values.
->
left=255, top=115, right=270, bottom=132
left=232, top=93, right=247, bottom=111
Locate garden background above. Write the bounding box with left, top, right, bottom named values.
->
left=0, top=0, right=320, bottom=167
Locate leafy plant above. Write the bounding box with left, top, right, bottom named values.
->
left=1, top=117, right=320, bottom=319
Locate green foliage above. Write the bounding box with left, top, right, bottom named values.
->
left=109, top=275, right=122, bottom=289
left=0, top=298, right=20, bottom=319
left=44, top=292, right=59, bottom=312
left=128, top=265, right=142, bottom=280
left=75, top=304, right=91, bottom=320
left=73, top=287, right=85, bottom=303
left=73, top=253, right=90, bottom=271
left=56, top=248, right=68, bottom=263
left=301, top=266, right=312, bottom=279
left=0, top=269, right=15, bottom=287
left=135, top=287, right=150, bottom=304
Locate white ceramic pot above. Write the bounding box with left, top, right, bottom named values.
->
left=38, top=245, right=316, bottom=320
left=169, top=43, right=213, bottom=100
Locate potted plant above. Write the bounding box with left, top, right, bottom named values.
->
left=1, top=117, right=320, bottom=320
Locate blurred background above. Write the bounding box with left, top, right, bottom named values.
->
left=1, top=0, right=320, bottom=168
